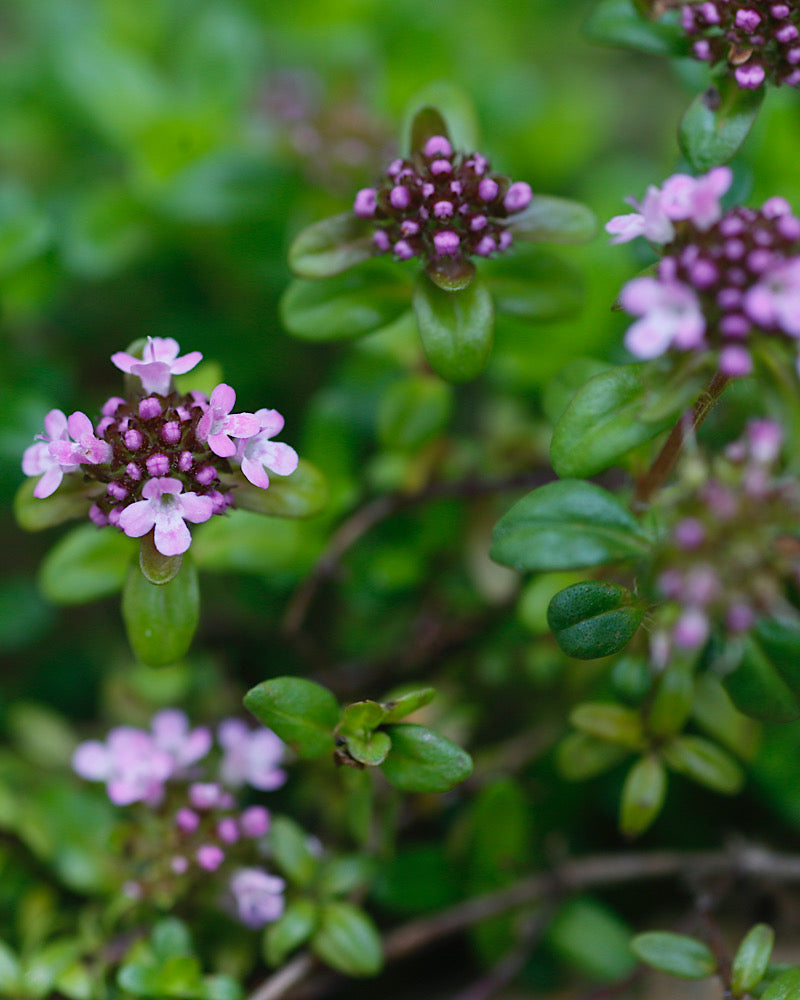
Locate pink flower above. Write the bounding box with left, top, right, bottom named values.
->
left=111, top=337, right=203, bottom=396
left=606, top=185, right=674, bottom=245
left=72, top=727, right=174, bottom=806
left=619, top=276, right=706, bottom=359
left=744, top=257, right=800, bottom=336
left=218, top=718, right=286, bottom=791
left=660, top=167, right=731, bottom=230
left=150, top=709, right=212, bottom=771
left=228, top=868, right=285, bottom=928
left=237, top=409, right=299, bottom=489
left=196, top=384, right=260, bottom=459
left=118, top=476, right=214, bottom=556
left=47, top=411, right=112, bottom=468
left=22, top=409, right=81, bottom=498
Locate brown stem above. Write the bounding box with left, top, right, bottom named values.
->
left=633, top=371, right=730, bottom=508
left=246, top=842, right=800, bottom=1000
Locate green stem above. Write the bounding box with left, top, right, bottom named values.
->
left=634, top=371, right=730, bottom=508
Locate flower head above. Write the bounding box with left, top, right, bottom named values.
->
left=353, top=134, right=532, bottom=270
left=72, top=727, right=175, bottom=806
left=111, top=337, right=203, bottom=396
left=228, top=868, right=285, bottom=928
left=118, top=477, right=215, bottom=557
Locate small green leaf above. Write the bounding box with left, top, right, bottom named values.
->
left=14, top=477, right=93, bottom=532
left=761, top=967, right=800, bottom=1000
left=151, top=918, right=193, bottom=959
left=548, top=898, right=637, bottom=983
left=550, top=364, right=674, bottom=478
left=121, top=556, right=200, bottom=667
left=620, top=754, right=667, bottom=837
left=426, top=256, right=476, bottom=291
left=584, top=0, right=687, bottom=55
left=679, top=76, right=765, bottom=172
left=491, top=249, right=587, bottom=326
left=311, top=901, right=383, bottom=977
left=401, top=86, right=479, bottom=154
left=380, top=724, right=472, bottom=793
left=380, top=687, right=436, bottom=723
left=412, top=271, right=494, bottom=383
left=244, top=677, right=339, bottom=759
left=631, top=931, right=716, bottom=979
left=547, top=581, right=645, bottom=659
left=509, top=195, right=596, bottom=245
left=647, top=659, right=696, bottom=738
left=731, top=923, right=774, bottom=997
left=279, top=264, right=410, bottom=342
left=0, top=941, right=21, bottom=994
left=408, top=105, right=451, bottom=153
left=339, top=701, right=386, bottom=734
left=138, top=533, right=183, bottom=584
left=750, top=619, right=800, bottom=702
left=344, top=731, right=392, bottom=766
left=556, top=732, right=631, bottom=781
left=491, top=480, right=650, bottom=573
left=318, top=855, right=377, bottom=898
left=377, top=375, right=454, bottom=451
left=662, top=735, right=744, bottom=794
left=268, top=816, right=318, bottom=888
left=570, top=703, right=645, bottom=750
left=724, top=634, right=800, bottom=723
left=224, top=460, right=328, bottom=519
left=202, top=974, right=243, bottom=1000
left=543, top=358, right=613, bottom=425
left=263, top=899, right=318, bottom=967
left=39, top=523, right=135, bottom=604
left=288, top=213, right=376, bottom=279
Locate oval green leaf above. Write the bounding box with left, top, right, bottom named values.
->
left=268, top=816, right=318, bottom=887
left=377, top=375, right=454, bottom=452
left=662, top=735, right=744, bottom=795
left=311, top=901, right=383, bottom=978
left=550, top=364, right=675, bottom=478
left=244, top=677, right=339, bottom=759
left=380, top=724, right=472, bottom=793
left=224, top=460, right=328, bottom=519
left=723, top=634, right=800, bottom=723
left=620, top=754, right=667, bottom=837
left=761, top=967, right=800, bottom=1000
left=345, top=730, right=392, bottom=767
left=679, top=76, right=765, bottom=172
left=39, top=523, right=135, bottom=605
left=584, top=0, right=687, bottom=55
left=121, top=556, right=200, bottom=667
left=263, top=899, right=318, bottom=967
left=509, top=195, right=596, bottom=245
left=570, top=703, right=645, bottom=750
left=288, top=213, right=376, bottom=279
left=491, top=479, right=650, bottom=573
left=279, top=264, right=411, bottom=342
left=14, top=477, right=93, bottom=532
left=381, top=687, right=436, bottom=724
left=547, top=581, right=644, bottom=659
left=731, top=923, right=774, bottom=997
left=631, top=931, right=716, bottom=979
left=556, top=731, right=631, bottom=782
left=412, top=272, right=494, bottom=383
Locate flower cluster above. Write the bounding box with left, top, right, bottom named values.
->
left=650, top=419, right=800, bottom=656
left=607, top=167, right=800, bottom=375
left=22, top=338, right=299, bottom=557
left=678, top=1, right=800, bottom=89
left=73, top=709, right=286, bottom=928
left=353, top=134, right=533, bottom=267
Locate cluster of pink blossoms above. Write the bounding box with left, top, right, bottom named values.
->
left=22, top=338, right=299, bottom=557
left=677, top=1, right=800, bottom=89
left=651, top=419, right=800, bottom=657
left=607, top=166, right=800, bottom=375
left=353, top=134, right=533, bottom=267
left=73, top=709, right=286, bottom=928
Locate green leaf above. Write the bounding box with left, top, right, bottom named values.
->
left=268, top=816, right=318, bottom=888
left=263, top=898, right=318, bottom=967
left=556, top=732, right=631, bottom=781
left=646, top=659, right=696, bottom=738
left=14, top=477, right=93, bottom=532
left=345, top=730, right=392, bottom=766
left=408, top=105, right=451, bottom=153
left=509, top=195, right=596, bottom=245
left=311, top=902, right=383, bottom=977
left=491, top=249, right=587, bottom=326
left=620, top=754, right=667, bottom=837
left=543, top=359, right=613, bottom=426
left=151, top=919, right=193, bottom=959
left=547, top=581, right=645, bottom=659
left=691, top=673, right=760, bottom=761
left=412, top=272, right=494, bottom=383
left=380, top=687, right=436, bottom=724
left=38, top=523, right=135, bottom=604
left=244, top=677, right=339, bottom=759
left=225, top=460, right=328, bottom=519
left=761, top=967, right=800, bottom=1000
left=426, top=257, right=477, bottom=292
left=288, top=213, right=377, bottom=279
left=548, top=898, right=637, bottom=983
left=631, top=931, right=717, bottom=979
left=570, top=703, right=645, bottom=750
left=339, top=700, right=386, bottom=734
left=662, top=735, right=744, bottom=794
left=202, top=974, right=243, bottom=1000
left=0, top=941, right=21, bottom=994
left=279, top=265, right=411, bottom=342
left=400, top=85, right=479, bottom=154
left=491, top=480, right=650, bottom=573
left=679, top=76, right=765, bottom=172
left=377, top=375, right=454, bottom=452
left=318, top=855, right=377, bottom=898
left=380, top=724, right=472, bottom=793
left=584, top=0, right=687, bottom=55
left=731, top=923, right=774, bottom=997
left=121, top=556, right=200, bottom=667
left=138, top=533, right=183, bottom=585
left=724, top=633, right=800, bottom=723
left=550, top=364, right=674, bottom=478
left=750, top=619, right=800, bottom=702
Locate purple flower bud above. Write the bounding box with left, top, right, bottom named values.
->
left=389, top=185, right=411, bottom=210
left=433, top=230, right=460, bottom=256
left=393, top=239, right=415, bottom=260
left=107, top=481, right=128, bottom=501
left=217, top=817, right=240, bottom=844
left=189, top=782, right=224, bottom=810
left=146, top=453, right=170, bottom=477
left=673, top=608, right=710, bottom=649
left=422, top=182, right=435, bottom=198
left=727, top=603, right=755, bottom=633
left=736, top=63, right=766, bottom=88
left=178, top=451, right=193, bottom=472
left=433, top=200, right=454, bottom=218
left=171, top=855, right=189, bottom=874
left=689, top=259, right=718, bottom=288
left=424, top=135, right=452, bottom=158
left=498, top=230, right=513, bottom=251
left=353, top=188, right=377, bottom=218
left=373, top=230, right=390, bottom=252
left=475, top=235, right=496, bottom=256
left=674, top=517, right=705, bottom=549
left=124, top=428, right=143, bottom=450
left=176, top=807, right=200, bottom=833
left=161, top=421, right=181, bottom=444
left=694, top=39, right=712, bottom=60
left=776, top=23, right=798, bottom=43
left=699, top=1, right=720, bottom=24
left=196, top=844, right=225, bottom=871
left=504, top=181, right=533, bottom=213
left=735, top=8, right=761, bottom=32
left=478, top=178, right=499, bottom=202
left=788, top=47, right=800, bottom=65
left=724, top=239, right=746, bottom=261
left=386, top=158, right=403, bottom=177
left=139, top=397, right=161, bottom=420
left=719, top=314, right=750, bottom=338
left=747, top=418, right=783, bottom=463
left=240, top=805, right=270, bottom=838
left=719, top=344, right=753, bottom=376
left=450, top=180, right=463, bottom=195
left=401, top=219, right=419, bottom=236
left=430, top=159, right=451, bottom=176
left=195, top=464, right=217, bottom=486
left=89, top=504, right=109, bottom=526
left=772, top=3, right=790, bottom=16
left=470, top=214, right=487, bottom=231
left=102, top=396, right=126, bottom=417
